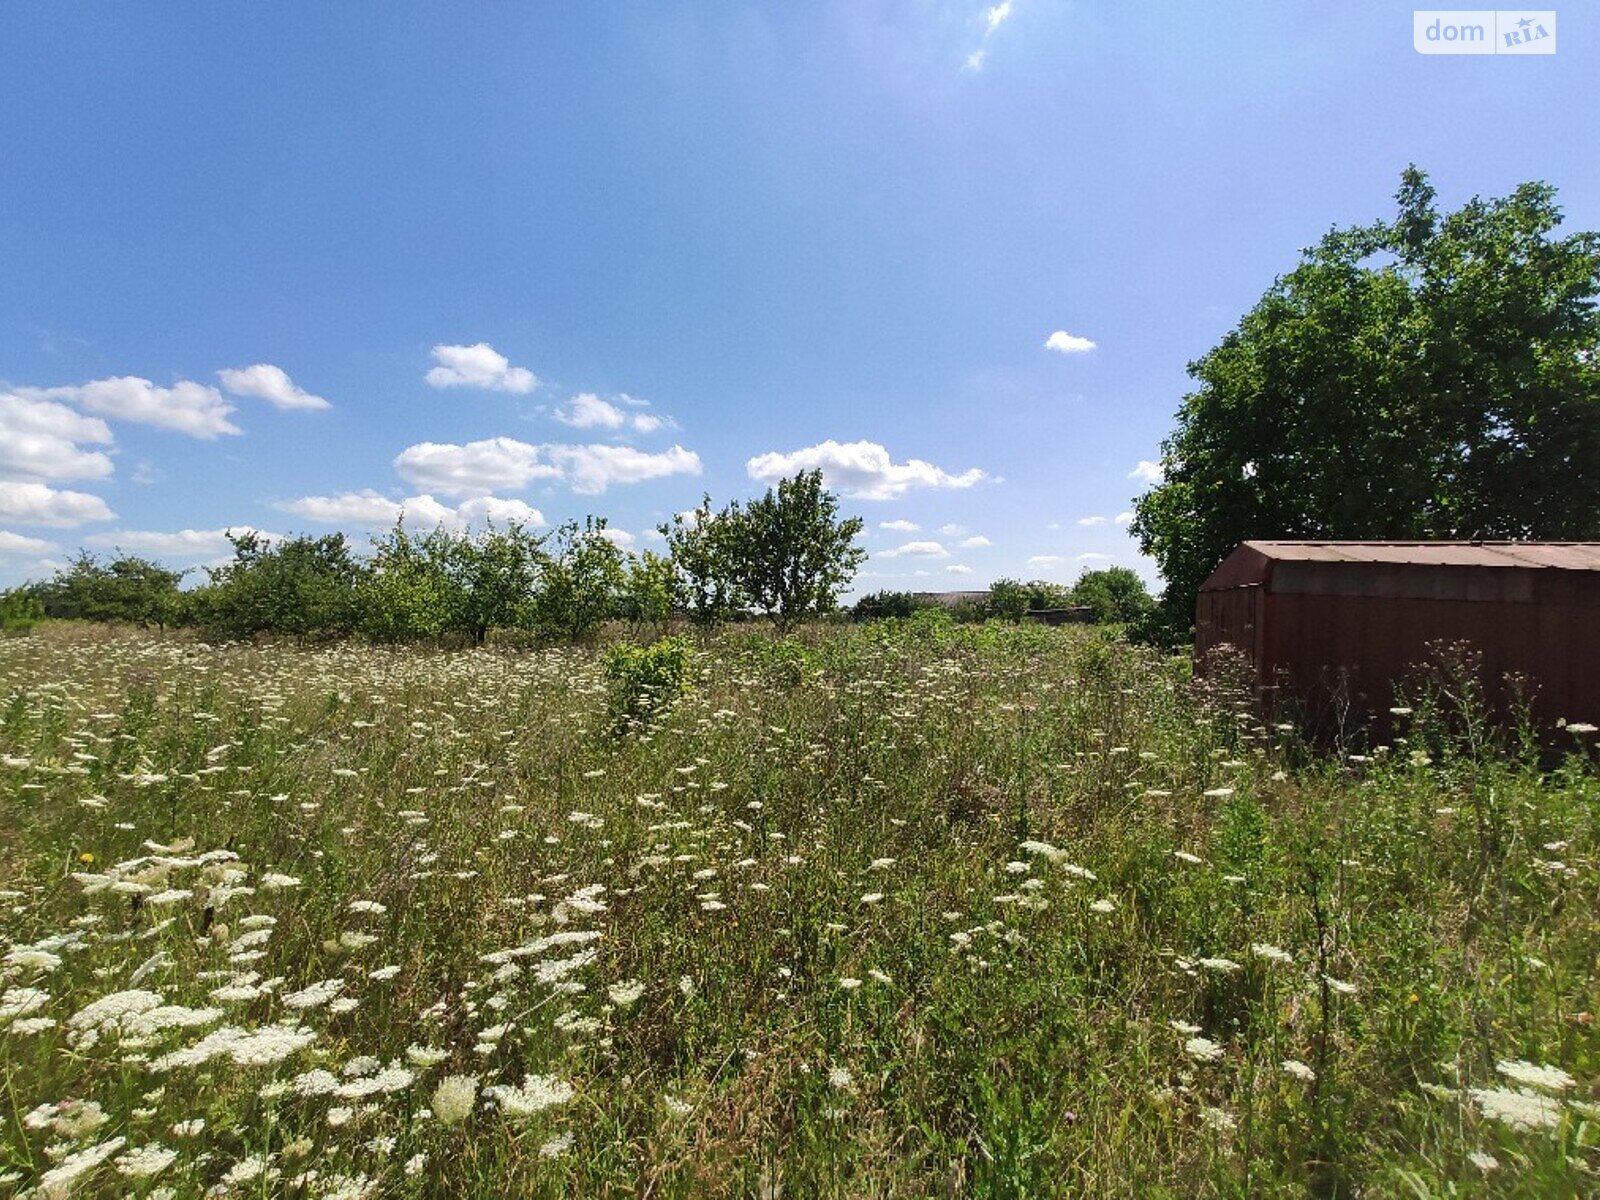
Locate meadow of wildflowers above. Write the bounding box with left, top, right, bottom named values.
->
left=2, top=619, right=1599, bottom=1197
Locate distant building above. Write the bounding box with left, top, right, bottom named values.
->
left=1195, top=541, right=1600, bottom=734
left=910, top=591, right=991, bottom=608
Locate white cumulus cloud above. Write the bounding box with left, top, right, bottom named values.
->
left=746, top=440, right=986, bottom=501
left=83, top=527, right=274, bottom=558
left=217, top=364, right=331, bottom=411
left=945, top=564, right=974, bottom=575
left=394, top=438, right=701, bottom=497
left=1077, top=515, right=1108, bottom=527
left=1045, top=331, right=1096, bottom=354
left=549, top=443, right=702, bottom=494
left=0, top=530, right=55, bottom=556
left=0, top=481, right=115, bottom=527
left=1077, top=552, right=1113, bottom=561
left=425, top=343, right=537, bottom=393
left=1115, top=511, right=1135, bottom=526
left=393, top=438, right=558, bottom=496
left=959, top=535, right=991, bottom=548
left=879, top=541, right=950, bottom=559
left=31, top=376, right=240, bottom=439
left=879, top=519, right=920, bottom=532
left=1128, top=460, right=1164, bottom=484
left=276, top=490, right=409, bottom=526
left=0, top=392, right=115, bottom=483
left=276, top=489, right=545, bottom=530
left=455, top=496, right=546, bottom=527
left=596, top=527, right=635, bottom=549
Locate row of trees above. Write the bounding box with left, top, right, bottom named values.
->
left=852, top=567, right=1154, bottom=626
left=19, top=470, right=870, bottom=642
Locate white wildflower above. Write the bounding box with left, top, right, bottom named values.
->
left=607, top=980, right=645, bottom=1007
left=485, top=1073, right=574, bottom=1118
left=1469, top=1086, right=1564, bottom=1131
left=431, top=1075, right=478, bottom=1125
left=115, top=1143, right=178, bottom=1178
left=1495, top=1059, right=1575, bottom=1093
left=1185, top=1037, right=1225, bottom=1063
left=406, top=1044, right=449, bottom=1068
left=282, top=979, right=345, bottom=1010
left=1251, top=943, right=1292, bottom=965
left=1198, top=1106, right=1236, bottom=1132
left=37, top=1136, right=126, bottom=1197
left=1, top=986, right=50, bottom=1022
left=538, top=1131, right=574, bottom=1159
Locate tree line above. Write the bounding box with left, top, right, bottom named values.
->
left=11, top=470, right=873, bottom=642
left=853, top=569, right=1153, bottom=627
left=8, top=466, right=1157, bottom=642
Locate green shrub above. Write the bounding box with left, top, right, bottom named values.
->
left=33, top=552, right=188, bottom=626
left=0, top=588, right=43, bottom=635
left=603, top=636, right=694, bottom=729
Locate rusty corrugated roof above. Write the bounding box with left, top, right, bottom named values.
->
left=1241, top=541, right=1600, bottom=571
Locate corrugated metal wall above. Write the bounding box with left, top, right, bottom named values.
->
left=1262, top=591, right=1600, bottom=729
left=1196, top=551, right=1600, bottom=736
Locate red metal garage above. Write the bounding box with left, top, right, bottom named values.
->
left=1195, top=542, right=1600, bottom=735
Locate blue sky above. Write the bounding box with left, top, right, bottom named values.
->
left=1, top=3, right=1594, bottom=594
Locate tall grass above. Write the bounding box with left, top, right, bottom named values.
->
left=1, top=620, right=1598, bottom=1197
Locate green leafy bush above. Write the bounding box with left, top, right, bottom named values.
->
left=32, top=552, right=188, bottom=626
left=0, top=588, right=43, bottom=635
left=603, top=636, right=694, bottom=729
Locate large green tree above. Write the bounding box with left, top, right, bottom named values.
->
left=722, top=470, right=866, bottom=631
left=1132, top=167, right=1600, bottom=641
left=197, top=532, right=366, bottom=639
left=531, top=517, right=626, bottom=641
left=658, top=495, right=740, bottom=626
left=1070, top=567, right=1154, bottom=626
left=33, top=552, right=188, bottom=627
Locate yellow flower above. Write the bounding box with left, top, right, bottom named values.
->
left=78, top=852, right=95, bottom=865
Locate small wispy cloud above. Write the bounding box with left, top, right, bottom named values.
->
left=879, top=540, right=950, bottom=559
left=1129, top=460, right=1164, bottom=484
left=551, top=393, right=666, bottom=434
left=962, top=0, right=1017, bottom=72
